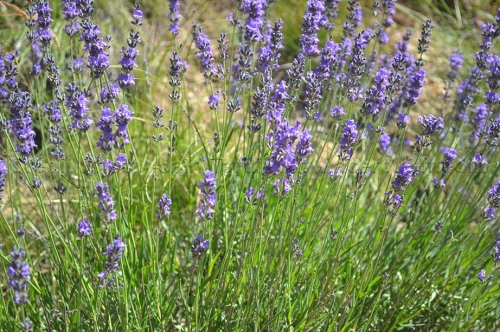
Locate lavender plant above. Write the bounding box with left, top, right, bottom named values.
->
left=0, top=0, right=499, bottom=330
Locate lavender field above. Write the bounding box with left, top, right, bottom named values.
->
left=1, top=0, right=500, bottom=330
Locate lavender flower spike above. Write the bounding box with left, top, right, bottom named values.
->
left=417, top=114, right=444, bottom=135
left=194, top=28, right=216, bottom=78
left=472, top=153, right=487, bottom=166
left=482, top=181, right=500, bottom=220
left=339, top=119, right=358, bottom=160
left=392, top=162, right=414, bottom=192
left=95, top=182, right=118, bottom=223
left=77, top=220, right=92, bottom=238
left=114, top=104, right=134, bottom=147
left=477, top=269, right=486, bottom=282
left=440, top=147, right=457, bottom=174
left=7, top=246, right=30, bottom=306
left=157, top=194, right=172, bottom=220
left=494, top=241, right=500, bottom=264
left=168, top=0, right=181, bottom=36
left=191, top=234, right=209, bottom=259
left=300, top=0, right=328, bottom=56
left=98, top=235, right=126, bottom=288
left=0, top=159, right=7, bottom=201
left=196, top=170, right=217, bottom=220
left=487, top=181, right=500, bottom=208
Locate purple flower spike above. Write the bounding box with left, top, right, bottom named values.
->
left=433, top=176, right=446, bottom=189
left=404, top=68, right=425, bottom=107
left=96, top=107, right=115, bottom=152
left=477, top=269, right=486, bottom=282
left=168, top=0, right=181, bottom=35
left=392, top=162, right=414, bottom=193
left=448, top=51, right=463, bottom=81
left=296, top=129, right=314, bottom=162
left=157, top=194, right=172, bottom=220
left=100, top=83, right=120, bottom=104
left=116, top=153, right=127, bottom=169
left=330, top=106, right=345, bottom=119
left=494, top=241, right=500, bottom=264
left=77, top=220, right=92, bottom=238
left=240, top=0, right=268, bottom=42
left=472, top=153, right=488, bottom=166
left=483, top=181, right=500, bottom=220
left=196, top=171, right=217, bottom=220
left=95, top=182, right=117, bottom=223
left=300, top=0, right=328, bottom=57
left=440, top=147, right=457, bottom=174
left=65, top=83, right=93, bottom=132
left=418, top=114, right=444, bottom=135
left=98, top=235, right=126, bottom=288
left=0, top=159, right=7, bottom=201
left=339, top=119, right=358, bottom=160
left=191, top=234, right=209, bottom=259
left=7, top=246, right=30, bottom=306
left=8, top=92, right=37, bottom=157
left=208, top=92, right=220, bottom=110
left=487, top=181, right=500, bottom=208
left=114, top=104, right=134, bottom=146
left=80, top=19, right=110, bottom=78
left=379, top=133, right=392, bottom=155
left=194, top=29, right=216, bottom=78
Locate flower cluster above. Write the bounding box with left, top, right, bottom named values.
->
left=0, top=53, right=19, bottom=100
left=100, top=83, right=120, bottom=105
left=245, top=187, right=264, bottom=205
left=300, top=0, right=328, bottom=56
left=157, top=194, right=172, bottom=220
left=65, top=83, right=93, bottom=132
left=440, top=147, right=457, bottom=175
left=0, top=159, right=6, bottom=202
left=95, top=182, right=117, bottom=223
left=196, top=171, right=217, bottom=220
left=264, top=121, right=313, bottom=176
left=77, top=220, right=92, bottom=238
left=494, top=241, right=500, bottom=265
left=44, top=97, right=65, bottom=159
left=482, top=181, right=500, bottom=220
left=257, top=19, right=283, bottom=75
left=80, top=18, right=111, bottom=78
left=100, top=153, right=127, bottom=176
left=191, top=234, right=209, bottom=259
left=26, top=0, right=54, bottom=75
left=62, top=0, right=94, bottom=37
left=240, top=0, right=268, bottom=43
left=168, top=52, right=186, bottom=102
left=339, top=119, right=358, bottom=160
left=7, top=247, right=30, bottom=306
left=168, top=0, right=181, bottom=36
left=391, top=162, right=415, bottom=192
left=194, top=28, right=216, bottom=79
left=98, top=235, right=126, bottom=288
left=385, top=162, right=416, bottom=214
left=96, top=105, right=134, bottom=151
left=472, top=153, right=488, bottom=166
left=415, top=114, right=444, bottom=150
left=118, top=4, right=142, bottom=87
left=8, top=91, right=37, bottom=159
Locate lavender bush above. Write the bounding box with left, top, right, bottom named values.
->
left=0, top=0, right=500, bottom=330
